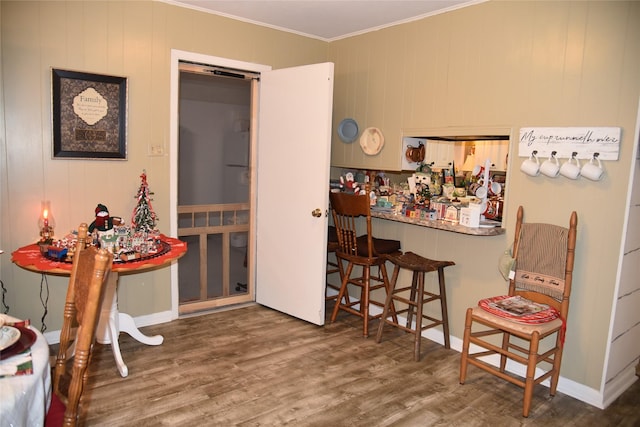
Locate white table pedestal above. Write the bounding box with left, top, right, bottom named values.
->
left=95, top=271, right=164, bottom=377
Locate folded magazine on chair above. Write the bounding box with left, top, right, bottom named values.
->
left=488, top=295, right=549, bottom=317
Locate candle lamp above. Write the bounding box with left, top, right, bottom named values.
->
left=38, top=200, right=56, bottom=244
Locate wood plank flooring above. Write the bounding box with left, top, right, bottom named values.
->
left=60, top=303, right=639, bottom=426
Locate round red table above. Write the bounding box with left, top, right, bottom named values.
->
left=12, top=235, right=187, bottom=377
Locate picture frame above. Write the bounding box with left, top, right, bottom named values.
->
left=52, top=68, right=127, bottom=159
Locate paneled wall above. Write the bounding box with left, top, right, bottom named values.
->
left=605, top=145, right=640, bottom=405
left=0, top=1, right=326, bottom=330
left=328, top=0, right=640, bottom=403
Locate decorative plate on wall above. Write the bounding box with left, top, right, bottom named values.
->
left=337, top=118, right=359, bottom=143
left=359, top=127, right=384, bottom=155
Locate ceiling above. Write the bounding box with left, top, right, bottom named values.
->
left=166, top=0, right=483, bottom=42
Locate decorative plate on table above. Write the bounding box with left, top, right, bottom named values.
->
left=0, top=326, right=20, bottom=351
left=337, top=118, right=359, bottom=143
left=0, top=326, right=36, bottom=360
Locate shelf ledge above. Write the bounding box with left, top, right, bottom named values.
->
left=371, top=211, right=505, bottom=236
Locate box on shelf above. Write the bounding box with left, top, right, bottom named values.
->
left=460, top=205, right=481, bottom=227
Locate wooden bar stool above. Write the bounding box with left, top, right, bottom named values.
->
left=376, top=251, right=455, bottom=361
left=329, top=192, right=401, bottom=338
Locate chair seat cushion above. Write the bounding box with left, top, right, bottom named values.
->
left=471, top=305, right=564, bottom=337
left=478, top=295, right=560, bottom=323
left=355, top=235, right=401, bottom=256
left=45, top=393, right=66, bottom=427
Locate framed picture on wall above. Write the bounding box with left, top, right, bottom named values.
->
left=52, top=68, right=127, bottom=159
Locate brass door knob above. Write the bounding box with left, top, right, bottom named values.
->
left=311, top=208, right=322, bottom=217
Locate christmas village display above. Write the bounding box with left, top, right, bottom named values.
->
left=332, top=161, right=502, bottom=225
left=39, top=171, right=168, bottom=263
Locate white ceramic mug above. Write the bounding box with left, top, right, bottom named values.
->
left=443, top=183, right=455, bottom=199
left=478, top=200, right=488, bottom=216
left=540, top=155, right=560, bottom=178
left=489, top=181, right=502, bottom=196
left=560, top=157, right=581, bottom=180
left=520, top=153, right=540, bottom=176
left=468, top=182, right=481, bottom=196
left=474, top=185, right=488, bottom=199
left=472, top=165, right=484, bottom=178
left=454, top=187, right=467, bottom=197
left=581, top=157, right=604, bottom=181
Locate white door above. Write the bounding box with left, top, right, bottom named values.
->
left=255, top=62, right=334, bottom=325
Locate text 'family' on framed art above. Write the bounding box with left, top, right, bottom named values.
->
left=52, top=68, right=127, bottom=159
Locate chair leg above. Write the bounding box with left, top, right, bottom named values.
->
left=549, top=332, right=564, bottom=396
left=330, top=261, right=354, bottom=323
left=362, top=266, right=371, bottom=338
left=437, top=267, right=450, bottom=349
left=522, top=331, right=540, bottom=418
left=379, top=262, right=398, bottom=324
left=325, top=251, right=338, bottom=301
left=329, top=257, right=350, bottom=304
left=406, top=272, right=419, bottom=329
left=459, top=308, right=473, bottom=384
left=336, top=258, right=350, bottom=304
left=414, top=272, right=425, bottom=362
left=500, top=332, right=511, bottom=373
left=375, top=264, right=400, bottom=344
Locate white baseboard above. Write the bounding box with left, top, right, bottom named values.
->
left=602, top=366, right=639, bottom=409
left=369, top=305, right=606, bottom=408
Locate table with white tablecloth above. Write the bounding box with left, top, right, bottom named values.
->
left=0, top=316, right=51, bottom=427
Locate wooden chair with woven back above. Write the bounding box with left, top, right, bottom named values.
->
left=459, top=206, right=577, bottom=417
left=46, top=223, right=113, bottom=427
left=329, top=191, right=402, bottom=337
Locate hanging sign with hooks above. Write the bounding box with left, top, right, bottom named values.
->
left=518, top=127, right=620, bottom=160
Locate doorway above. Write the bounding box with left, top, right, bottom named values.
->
left=169, top=50, right=334, bottom=324
left=174, top=60, right=260, bottom=315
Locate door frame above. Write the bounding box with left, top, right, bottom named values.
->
left=169, top=49, right=271, bottom=319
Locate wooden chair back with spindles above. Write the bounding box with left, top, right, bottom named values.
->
left=47, top=223, right=112, bottom=427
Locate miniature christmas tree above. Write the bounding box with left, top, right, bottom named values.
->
left=131, top=170, right=158, bottom=233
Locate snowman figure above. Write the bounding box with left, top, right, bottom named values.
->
left=89, top=204, right=116, bottom=250
left=89, top=204, right=114, bottom=233
left=412, top=172, right=432, bottom=206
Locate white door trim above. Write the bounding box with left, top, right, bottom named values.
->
left=169, top=49, right=271, bottom=319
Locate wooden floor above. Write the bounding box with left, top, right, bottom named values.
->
left=62, top=303, right=639, bottom=426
